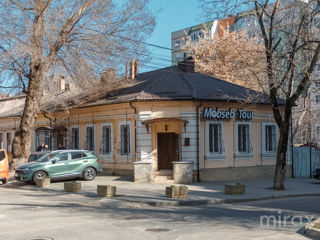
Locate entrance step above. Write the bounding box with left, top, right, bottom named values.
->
left=153, top=175, right=174, bottom=184
left=154, top=170, right=173, bottom=177
left=153, top=170, right=174, bottom=184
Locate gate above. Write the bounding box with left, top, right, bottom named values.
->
left=293, top=147, right=320, bottom=177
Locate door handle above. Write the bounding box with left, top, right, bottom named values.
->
left=83, top=160, right=88, bottom=163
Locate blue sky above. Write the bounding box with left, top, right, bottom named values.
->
left=142, top=0, right=204, bottom=72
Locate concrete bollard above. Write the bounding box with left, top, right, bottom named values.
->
left=134, top=161, right=153, bottom=183
left=35, top=178, right=50, bottom=188
left=97, top=185, right=116, bottom=197
left=165, top=185, right=188, bottom=198
left=64, top=181, right=81, bottom=192
left=173, top=162, right=193, bottom=184
left=304, top=218, right=320, bottom=239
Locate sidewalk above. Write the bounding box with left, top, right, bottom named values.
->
left=3, top=175, right=320, bottom=207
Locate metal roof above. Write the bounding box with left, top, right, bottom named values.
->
left=85, top=65, right=278, bottom=106
left=0, top=65, right=281, bottom=118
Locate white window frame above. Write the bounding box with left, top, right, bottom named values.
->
left=235, top=122, right=253, bottom=159
left=6, top=132, right=12, bottom=152
left=70, top=126, right=80, bottom=150
left=262, top=122, right=278, bottom=159
left=174, top=39, right=182, bottom=50
left=101, top=123, right=113, bottom=161
left=34, top=130, right=40, bottom=152
left=313, top=124, right=320, bottom=143
left=205, top=121, right=225, bottom=161
left=85, top=124, right=96, bottom=152
left=0, top=132, right=3, bottom=149
left=43, top=130, right=52, bottom=150
left=117, top=121, right=133, bottom=161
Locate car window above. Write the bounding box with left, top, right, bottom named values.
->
left=56, top=153, right=69, bottom=161
left=0, top=151, right=5, bottom=161
left=28, top=153, right=46, bottom=162
left=71, top=152, right=84, bottom=160
left=36, top=152, right=59, bottom=162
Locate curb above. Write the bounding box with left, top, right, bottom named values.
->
left=117, top=193, right=320, bottom=207
left=7, top=183, right=320, bottom=207
left=305, top=218, right=320, bottom=240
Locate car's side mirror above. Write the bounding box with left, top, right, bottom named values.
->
left=51, top=159, right=57, bottom=164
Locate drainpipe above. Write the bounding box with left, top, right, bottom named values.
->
left=310, top=147, right=312, bottom=178
left=196, top=101, right=202, bottom=182
left=129, top=101, right=137, bottom=162
left=291, top=113, right=294, bottom=178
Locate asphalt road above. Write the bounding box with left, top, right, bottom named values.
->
left=0, top=186, right=319, bottom=240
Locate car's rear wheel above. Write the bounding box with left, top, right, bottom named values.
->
left=33, top=170, right=47, bottom=183
left=83, top=167, right=96, bottom=181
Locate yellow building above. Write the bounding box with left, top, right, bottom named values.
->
left=0, top=95, right=25, bottom=152
left=33, top=60, right=291, bottom=182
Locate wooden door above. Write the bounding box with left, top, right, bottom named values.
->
left=158, top=133, right=178, bottom=170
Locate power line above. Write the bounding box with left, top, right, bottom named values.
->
left=110, top=34, right=172, bottom=51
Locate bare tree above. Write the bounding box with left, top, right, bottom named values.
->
left=199, top=0, right=320, bottom=189
left=0, top=0, right=155, bottom=161
left=184, top=27, right=266, bottom=91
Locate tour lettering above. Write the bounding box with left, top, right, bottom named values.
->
left=202, top=107, right=253, bottom=120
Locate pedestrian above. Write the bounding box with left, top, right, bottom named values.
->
left=44, top=144, right=49, bottom=150
left=58, top=143, right=65, bottom=150
left=37, top=143, right=44, bottom=152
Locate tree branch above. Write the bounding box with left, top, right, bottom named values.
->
left=9, top=0, right=33, bottom=11
left=44, top=0, right=95, bottom=71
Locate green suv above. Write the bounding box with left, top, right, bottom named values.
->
left=15, top=150, right=102, bottom=183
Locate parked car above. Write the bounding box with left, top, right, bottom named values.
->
left=15, top=150, right=102, bottom=183
left=313, top=168, right=320, bottom=179
left=27, top=151, right=49, bottom=162
left=0, top=149, right=9, bottom=184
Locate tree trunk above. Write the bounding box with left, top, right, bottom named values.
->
left=12, top=73, right=44, bottom=161
left=273, top=116, right=291, bottom=190
left=12, top=0, right=46, bottom=165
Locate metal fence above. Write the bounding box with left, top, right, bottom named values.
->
left=293, top=147, right=320, bottom=178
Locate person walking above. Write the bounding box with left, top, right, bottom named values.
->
left=58, top=143, right=65, bottom=150
left=37, top=143, right=45, bottom=152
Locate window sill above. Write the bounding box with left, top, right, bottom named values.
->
left=234, top=152, right=253, bottom=160
left=100, top=153, right=113, bottom=156
left=262, top=152, right=277, bottom=160
left=117, top=154, right=133, bottom=162
left=205, top=153, right=226, bottom=161
left=100, top=153, right=114, bottom=162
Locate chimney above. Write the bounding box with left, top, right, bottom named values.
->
left=178, top=56, right=195, bottom=73
left=129, top=59, right=139, bottom=79
left=126, top=63, right=129, bottom=80
left=60, top=76, right=65, bottom=91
